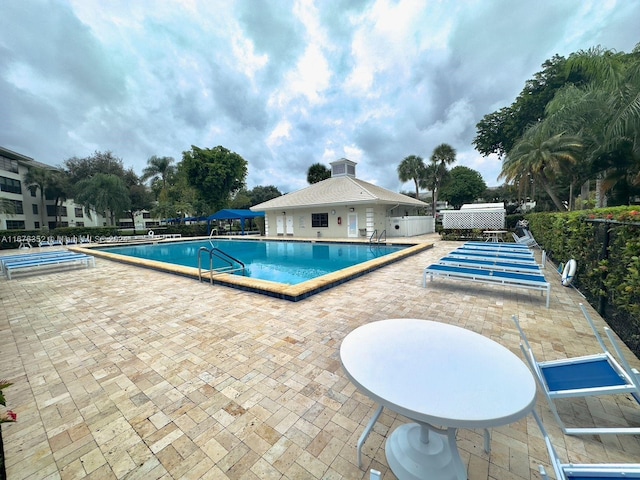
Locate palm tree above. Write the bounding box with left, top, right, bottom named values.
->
left=426, top=144, right=456, bottom=216
left=75, top=173, right=131, bottom=225
left=397, top=155, right=426, bottom=200
left=307, top=163, right=331, bottom=184
left=539, top=45, right=640, bottom=207
left=501, top=123, right=582, bottom=211
left=23, top=166, right=51, bottom=228
left=141, top=156, right=176, bottom=192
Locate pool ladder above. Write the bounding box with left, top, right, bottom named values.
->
left=198, top=246, right=246, bottom=284
left=369, top=229, right=386, bottom=244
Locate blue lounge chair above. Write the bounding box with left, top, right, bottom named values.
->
left=513, top=304, right=640, bottom=435
left=423, top=263, right=550, bottom=308
left=533, top=409, right=640, bottom=479
left=448, top=251, right=539, bottom=265
left=0, top=250, right=73, bottom=274
left=438, top=256, right=542, bottom=274
left=4, top=252, right=95, bottom=280
left=455, top=247, right=535, bottom=260
left=463, top=241, right=531, bottom=251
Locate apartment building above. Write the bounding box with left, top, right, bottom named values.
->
left=0, top=146, right=106, bottom=231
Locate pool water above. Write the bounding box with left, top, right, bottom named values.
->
left=98, top=239, right=408, bottom=285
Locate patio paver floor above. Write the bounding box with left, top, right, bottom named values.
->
left=1, top=236, right=639, bottom=479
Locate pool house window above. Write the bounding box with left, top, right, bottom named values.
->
left=312, top=213, right=329, bottom=228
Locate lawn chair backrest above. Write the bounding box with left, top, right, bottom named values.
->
left=604, top=327, right=640, bottom=403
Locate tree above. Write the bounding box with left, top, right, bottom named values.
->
left=64, top=151, right=127, bottom=185
left=307, top=163, right=331, bottom=184
left=46, top=170, right=71, bottom=227
left=141, top=156, right=176, bottom=193
left=473, top=54, right=587, bottom=158
left=23, top=166, right=52, bottom=228
left=249, top=185, right=282, bottom=206
left=74, top=173, right=131, bottom=225
left=180, top=145, right=248, bottom=213
left=397, top=155, right=426, bottom=200
left=500, top=123, right=582, bottom=211
left=439, top=166, right=488, bottom=209
left=127, top=183, right=154, bottom=231
left=424, top=144, right=456, bottom=216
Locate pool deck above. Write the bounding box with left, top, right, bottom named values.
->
left=1, top=235, right=639, bottom=479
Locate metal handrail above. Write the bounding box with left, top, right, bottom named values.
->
left=198, top=246, right=245, bottom=283
left=368, top=229, right=387, bottom=244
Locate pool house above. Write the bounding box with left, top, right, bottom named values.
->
left=251, top=158, right=433, bottom=239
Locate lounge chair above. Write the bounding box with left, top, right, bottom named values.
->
left=448, top=250, right=540, bottom=266
left=423, top=263, right=550, bottom=307
left=513, top=304, right=640, bottom=435
left=3, top=252, right=95, bottom=280
left=512, top=231, right=540, bottom=249
left=0, top=250, right=72, bottom=274
left=438, top=255, right=542, bottom=274
left=463, top=241, right=531, bottom=251
left=533, top=409, right=640, bottom=479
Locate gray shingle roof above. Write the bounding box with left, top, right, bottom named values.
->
left=252, top=176, right=427, bottom=210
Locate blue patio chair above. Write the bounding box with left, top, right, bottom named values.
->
left=533, top=409, right=640, bottom=479
left=513, top=304, right=640, bottom=435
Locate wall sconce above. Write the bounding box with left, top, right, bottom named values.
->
left=349, top=207, right=355, bottom=212
left=282, top=211, right=286, bottom=215
left=331, top=209, right=336, bottom=215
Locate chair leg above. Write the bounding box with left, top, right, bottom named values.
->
left=357, top=404, right=383, bottom=469
left=483, top=428, right=491, bottom=453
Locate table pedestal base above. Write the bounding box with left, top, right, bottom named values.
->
left=385, top=423, right=466, bottom=480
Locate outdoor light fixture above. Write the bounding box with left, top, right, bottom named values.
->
left=349, top=208, right=355, bottom=212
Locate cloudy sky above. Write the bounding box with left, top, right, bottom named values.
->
left=1, top=1, right=639, bottom=195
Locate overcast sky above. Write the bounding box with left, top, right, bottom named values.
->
left=1, top=1, right=639, bottom=195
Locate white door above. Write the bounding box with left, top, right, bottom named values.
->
left=347, top=213, right=358, bottom=238
left=276, top=215, right=284, bottom=235
left=286, top=216, right=294, bottom=235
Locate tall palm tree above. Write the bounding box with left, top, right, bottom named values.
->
left=23, top=166, right=51, bottom=228
left=427, top=144, right=456, bottom=216
left=141, top=156, right=176, bottom=192
left=501, top=123, right=582, bottom=211
left=397, top=155, right=426, bottom=200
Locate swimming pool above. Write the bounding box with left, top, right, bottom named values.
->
left=80, top=238, right=432, bottom=300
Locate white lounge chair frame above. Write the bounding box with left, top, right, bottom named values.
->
left=533, top=409, right=640, bottom=479
left=513, top=304, right=640, bottom=435
left=512, top=231, right=540, bottom=249
left=423, top=263, right=550, bottom=307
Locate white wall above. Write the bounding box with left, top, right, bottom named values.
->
left=263, top=205, right=430, bottom=239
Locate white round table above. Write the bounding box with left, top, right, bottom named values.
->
left=340, top=319, right=536, bottom=480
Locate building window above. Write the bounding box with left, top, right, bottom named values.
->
left=46, top=205, right=68, bottom=217
left=10, top=200, right=23, bottom=214
left=142, top=212, right=151, bottom=219
left=32, top=204, right=38, bottom=214
left=34, top=221, right=40, bottom=229
left=0, top=156, right=19, bottom=173
left=6, top=220, right=25, bottom=230
left=118, top=221, right=134, bottom=228
left=311, top=213, right=329, bottom=228
left=75, top=207, right=83, bottom=218
left=145, top=221, right=159, bottom=227
left=0, top=176, right=21, bottom=194
left=76, top=222, right=84, bottom=227
left=30, top=188, right=36, bottom=197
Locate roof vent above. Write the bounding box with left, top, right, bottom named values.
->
left=330, top=158, right=357, bottom=178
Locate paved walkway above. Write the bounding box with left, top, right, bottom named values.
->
left=1, top=237, right=639, bottom=479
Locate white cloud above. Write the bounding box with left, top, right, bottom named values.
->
left=1, top=0, right=639, bottom=195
